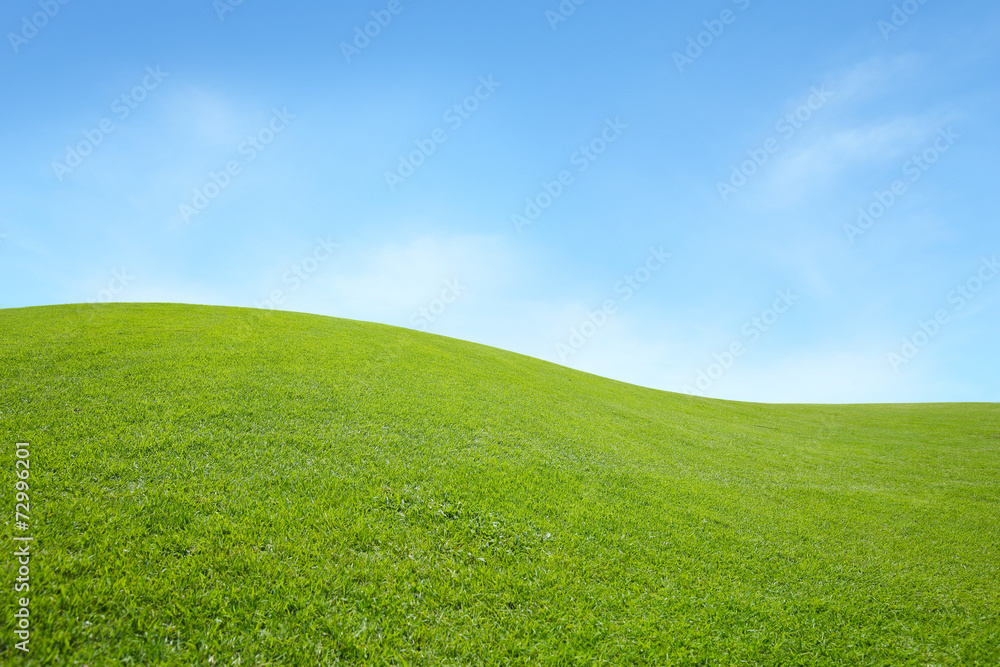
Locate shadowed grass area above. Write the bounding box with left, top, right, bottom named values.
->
left=1, top=303, right=997, bottom=665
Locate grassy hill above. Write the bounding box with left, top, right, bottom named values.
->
left=1, top=303, right=997, bottom=665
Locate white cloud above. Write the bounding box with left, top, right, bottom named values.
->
left=284, top=234, right=517, bottom=327
left=831, top=54, right=922, bottom=104
left=742, top=54, right=955, bottom=207
left=678, top=349, right=930, bottom=404
left=757, top=116, right=945, bottom=207
left=161, top=86, right=248, bottom=145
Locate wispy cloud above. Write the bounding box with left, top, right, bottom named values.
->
left=287, top=234, right=517, bottom=327
left=748, top=55, right=956, bottom=207
left=674, top=349, right=927, bottom=404
left=758, top=117, right=941, bottom=205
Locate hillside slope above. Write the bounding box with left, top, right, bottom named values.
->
left=1, top=303, right=997, bottom=665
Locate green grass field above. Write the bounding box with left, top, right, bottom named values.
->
left=1, top=303, right=998, bottom=665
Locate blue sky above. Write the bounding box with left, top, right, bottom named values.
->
left=2, top=0, right=998, bottom=403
